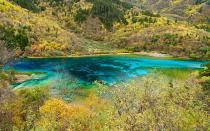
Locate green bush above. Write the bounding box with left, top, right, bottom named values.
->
left=151, top=35, right=160, bottom=43
left=0, top=68, right=16, bottom=83
left=17, top=87, right=49, bottom=107
left=195, top=24, right=210, bottom=32
left=200, top=63, right=210, bottom=77
left=74, top=8, right=90, bottom=23
left=132, top=16, right=157, bottom=24
left=0, top=25, right=29, bottom=51
left=162, top=33, right=180, bottom=46
left=142, top=10, right=160, bottom=17
left=87, top=0, right=128, bottom=30
left=194, top=0, right=208, bottom=4
left=12, top=0, right=41, bottom=13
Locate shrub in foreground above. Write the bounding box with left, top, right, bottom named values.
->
left=0, top=74, right=208, bottom=130
left=101, top=74, right=208, bottom=130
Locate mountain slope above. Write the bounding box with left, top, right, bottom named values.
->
left=0, top=0, right=210, bottom=59
left=0, top=0, right=116, bottom=57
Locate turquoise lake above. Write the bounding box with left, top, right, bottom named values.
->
left=5, top=55, right=207, bottom=89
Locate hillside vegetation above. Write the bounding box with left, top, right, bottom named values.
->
left=0, top=0, right=209, bottom=59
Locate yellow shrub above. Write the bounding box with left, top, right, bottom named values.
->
left=37, top=98, right=93, bottom=130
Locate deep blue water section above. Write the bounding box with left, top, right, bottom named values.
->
left=5, top=55, right=207, bottom=88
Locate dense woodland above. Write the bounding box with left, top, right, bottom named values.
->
left=0, top=0, right=210, bottom=130
left=0, top=0, right=209, bottom=58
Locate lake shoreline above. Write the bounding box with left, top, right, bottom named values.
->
left=25, top=51, right=204, bottom=61
left=26, top=52, right=183, bottom=59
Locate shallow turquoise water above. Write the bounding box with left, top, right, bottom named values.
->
left=5, top=55, right=207, bottom=88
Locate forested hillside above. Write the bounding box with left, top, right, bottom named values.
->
left=0, top=0, right=209, bottom=59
